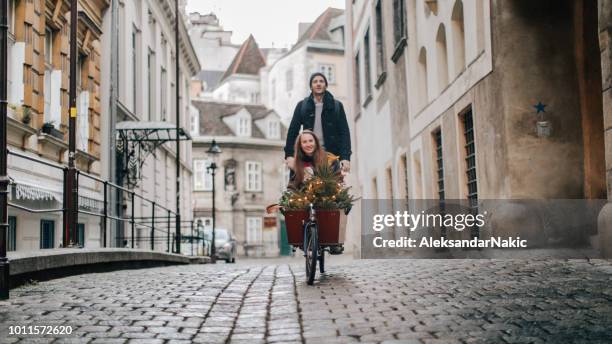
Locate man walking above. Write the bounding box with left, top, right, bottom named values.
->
left=284, top=73, right=352, bottom=174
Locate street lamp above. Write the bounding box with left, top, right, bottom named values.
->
left=206, top=139, right=221, bottom=263
left=1, top=0, right=11, bottom=299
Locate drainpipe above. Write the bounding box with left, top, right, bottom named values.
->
left=175, top=0, right=181, bottom=253
left=109, top=0, right=119, bottom=247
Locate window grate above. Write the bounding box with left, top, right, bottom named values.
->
left=434, top=129, right=444, bottom=201
left=463, top=109, right=478, bottom=212
left=364, top=28, right=372, bottom=94
left=434, top=130, right=446, bottom=237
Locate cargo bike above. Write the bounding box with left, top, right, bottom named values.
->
left=282, top=203, right=348, bottom=285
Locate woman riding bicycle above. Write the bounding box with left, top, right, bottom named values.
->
left=287, top=130, right=344, bottom=254
left=287, top=130, right=341, bottom=189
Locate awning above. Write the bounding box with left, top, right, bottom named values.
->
left=116, top=121, right=191, bottom=188
left=116, top=121, right=191, bottom=141
left=10, top=181, right=62, bottom=203
left=7, top=177, right=105, bottom=214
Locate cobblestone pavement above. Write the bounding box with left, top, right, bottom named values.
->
left=1, top=257, right=612, bottom=343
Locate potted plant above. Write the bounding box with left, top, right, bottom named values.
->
left=42, top=121, right=64, bottom=140
left=20, top=106, right=31, bottom=125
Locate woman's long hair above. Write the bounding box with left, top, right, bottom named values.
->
left=292, top=130, right=327, bottom=189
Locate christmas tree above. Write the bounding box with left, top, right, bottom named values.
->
left=279, top=163, right=357, bottom=212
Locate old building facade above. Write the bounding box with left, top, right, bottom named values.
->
left=191, top=100, right=287, bottom=257
left=211, top=35, right=266, bottom=104
left=187, top=12, right=240, bottom=96
left=99, top=0, right=200, bottom=250
left=262, top=8, right=348, bottom=124
left=6, top=0, right=108, bottom=251
left=349, top=0, right=611, bottom=254
left=189, top=33, right=289, bottom=257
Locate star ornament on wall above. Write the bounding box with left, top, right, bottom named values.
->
left=533, top=102, right=547, bottom=114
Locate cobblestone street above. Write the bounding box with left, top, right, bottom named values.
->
left=1, top=257, right=612, bottom=343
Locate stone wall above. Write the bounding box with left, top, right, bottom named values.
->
left=598, top=0, right=612, bottom=256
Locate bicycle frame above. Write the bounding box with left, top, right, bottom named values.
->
left=302, top=203, right=316, bottom=255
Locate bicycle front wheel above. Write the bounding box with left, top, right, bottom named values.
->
left=304, top=224, right=318, bottom=285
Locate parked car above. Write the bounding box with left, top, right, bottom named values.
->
left=203, top=228, right=237, bottom=263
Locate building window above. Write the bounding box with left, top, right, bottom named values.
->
left=147, top=48, right=155, bottom=121
left=132, top=25, right=138, bottom=112
left=77, top=54, right=90, bottom=151
left=238, top=117, right=250, bottom=136
left=194, top=159, right=213, bottom=191
left=418, top=47, right=429, bottom=107
left=246, top=161, right=262, bottom=192
left=371, top=177, right=379, bottom=213
left=190, top=106, right=199, bottom=136
left=77, top=223, right=85, bottom=247
left=461, top=108, right=477, bottom=210
left=363, top=28, right=372, bottom=100
left=375, top=0, right=386, bottom=78
left=268, top=120, right=280, bottom=139
left=318, top=64, right=335, bottom=84
left=8, top=0, right=15, bottom=36
left=8, top=216, right=16, bottom=251
left=250, top=92, right=259, bottom=104
left=452, top=0, right=466, bottom=75
left=76, top=53, right=84, bottom=92
left=436, top=24, right=449, bottom=91
left=400, top=154, right=409, bottom=208
left=393, top=0, right=406, bottom=45
left=433, top=129, right=444, bottom=200
left=386, top=167, right=393, bottom=199
left=286, top=69, right=293, bottom=91
left=40, top=220, right=55, bottom=249
left=354, top=52, right=361, bottom=108
left=44, top=73, right=52, bottom=123
left=160, top=67, right=167, bottom=120
left=247, top=217, right=262, bottom=244
left=44, top=28, right=53, bottom=65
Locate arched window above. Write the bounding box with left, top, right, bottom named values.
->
left=436, top=24, right=449, bottom=92
left=451, top=0, right=466, bottom=76
left=418, top=47, right=429, bottom=108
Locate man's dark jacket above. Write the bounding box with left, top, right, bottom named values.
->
left=284, top=91, right=352, bottom=161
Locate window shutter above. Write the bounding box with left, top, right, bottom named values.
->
left=77, top=91, right=90, bottom=151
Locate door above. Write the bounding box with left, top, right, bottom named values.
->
left=40, top=220, right=55, bottom=249
left=77, top=223, right=85, bottom=247
left=8, top=216, right=16, bottom=251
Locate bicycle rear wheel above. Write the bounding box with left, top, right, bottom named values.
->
left=304, top=224, right=318, bottom=285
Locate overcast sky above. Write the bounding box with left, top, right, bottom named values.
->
left=186, top=0, right=345, bottom=48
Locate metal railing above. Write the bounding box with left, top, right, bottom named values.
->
left=7, top=149, right=192, bottom=253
